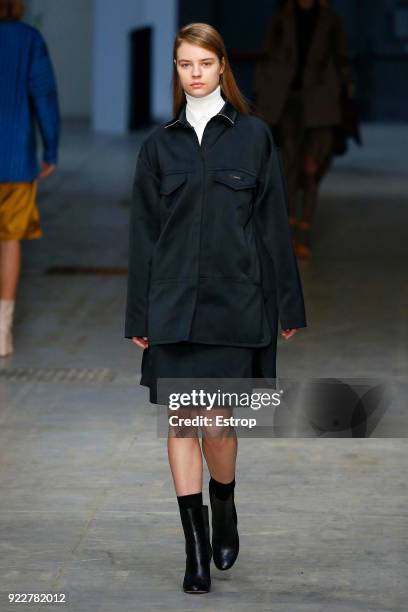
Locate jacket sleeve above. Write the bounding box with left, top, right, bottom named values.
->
left=124, top=143, right=161, bottom=339
left=28, top=32, right=60, bottom=165
left=253, top=130, right=307, bottom=330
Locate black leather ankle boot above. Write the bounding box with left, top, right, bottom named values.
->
left=209, top=490, right=239, bottom=570
left=179, top=504, right=212, bottom=593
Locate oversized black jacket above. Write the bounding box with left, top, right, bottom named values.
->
left=124, top=96, right=307, bottom=347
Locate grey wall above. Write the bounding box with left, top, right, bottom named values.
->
left=25, top=0, right=93, bottom=119
left=92, top=0, right=177, bottom=133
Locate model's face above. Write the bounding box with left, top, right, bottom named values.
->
left=296, top=0, right=316, bottom=10
left=175, top=41, right=224, bottom=97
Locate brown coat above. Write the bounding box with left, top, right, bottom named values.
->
left=253, top=3, right=354, bottom=127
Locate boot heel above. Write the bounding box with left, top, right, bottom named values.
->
left=179, top=504, right=211, bottom=593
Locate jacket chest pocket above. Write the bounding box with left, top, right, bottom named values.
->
left=213, top=169, right=257, bottom=192
left=159, top=173, right=187, bottom=225
left=159, top=172, right=187, bottom=196
left=213, top=169, right=257, bottom=227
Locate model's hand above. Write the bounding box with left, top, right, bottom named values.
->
left=39, top=162, right=56, bottom=179
left=132, top=336, right=149, bottom=349
left=281, top=328, right=298, bottom=340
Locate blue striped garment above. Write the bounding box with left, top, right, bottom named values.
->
left=0, top=21, right=60, bottom=182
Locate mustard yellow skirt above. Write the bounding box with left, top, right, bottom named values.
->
left=0, top=181, right=42, bottom=241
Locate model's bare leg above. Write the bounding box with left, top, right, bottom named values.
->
left=0, top=240, right=20, bottom=356
left=167, top=435, right=203, bottom=495
left=201, top=424, right=237, bottom=483
left=0, top=240, right=21, bottom=299
left=167, top=407, right=203, bottom=495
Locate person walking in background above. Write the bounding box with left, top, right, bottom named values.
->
left=0, top=0, right=60, bottom=356
left=254, top=0, right=355, bottom=259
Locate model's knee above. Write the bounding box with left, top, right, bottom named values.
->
left=168, top=407, right=200, bottom=438
left=202, top=422, right=236, bottom=441
left=202, top=427, right=229, bottom=441
left=168, top=424, right=199, bottom=439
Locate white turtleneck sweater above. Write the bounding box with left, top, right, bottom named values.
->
left=185, top=84, right=225, bottom=145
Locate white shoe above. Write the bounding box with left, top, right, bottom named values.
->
left=0, top=299, right=15, bottom=357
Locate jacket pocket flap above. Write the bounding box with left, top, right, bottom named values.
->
left=213, top=170, right=257, bottom=190
left=160, top=173, right=187, bottom=195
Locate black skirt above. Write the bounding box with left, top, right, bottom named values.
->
left=140, top=341, right=277, bottom=405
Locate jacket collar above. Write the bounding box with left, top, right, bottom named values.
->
left=164, top=94, right=238, bottom=129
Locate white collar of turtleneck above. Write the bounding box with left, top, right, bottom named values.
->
left=185, top=84, right=225, bottom=121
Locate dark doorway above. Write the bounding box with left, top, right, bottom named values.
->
left=129, top=26, right=152, bottom=130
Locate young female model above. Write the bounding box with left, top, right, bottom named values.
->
left=125, top=22, right=307, bottom=594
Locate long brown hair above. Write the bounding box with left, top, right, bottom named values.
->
left=172, top=22, right=250, bottom=117
left=0, top=0, right=25, bottom=20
